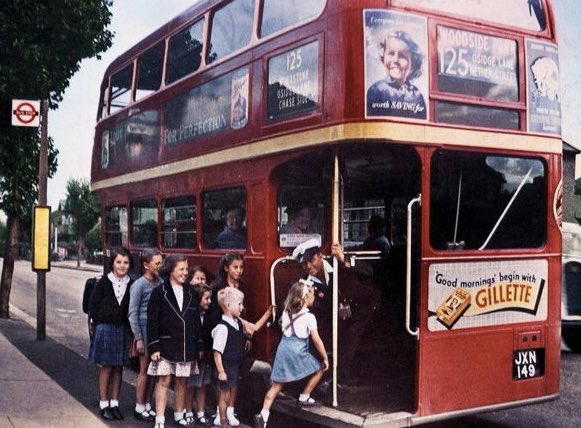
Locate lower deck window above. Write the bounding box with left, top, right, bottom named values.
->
left=430, top=150, right=546, bottom=250
left=162, top=196, right=196, bottom=249
left=131, top=200, right=158, bottom=247
left=105, top=206, right=128, bottom=248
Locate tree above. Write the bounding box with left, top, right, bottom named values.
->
left=63, top=178, right=99, bottom=267
left=0, top=1, right=113, bottom=318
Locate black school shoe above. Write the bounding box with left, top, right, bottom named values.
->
left=110, top=406, right=124, bottom=420
left=100, top=407, right=115, bottom=420
left=134, top=409, right=155, bottom=421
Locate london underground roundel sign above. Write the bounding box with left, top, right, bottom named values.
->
left=12, top=99, right=40, bottom=127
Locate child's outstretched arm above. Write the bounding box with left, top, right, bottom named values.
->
left=310, top=328, right=329, bottom=371
left=241, top=305, right=275, bottom=336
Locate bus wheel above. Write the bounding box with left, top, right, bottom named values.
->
left=563, top=328, right=581, bottom=353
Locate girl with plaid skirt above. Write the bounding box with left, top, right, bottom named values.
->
left=89, top=247, right=134, bottom=421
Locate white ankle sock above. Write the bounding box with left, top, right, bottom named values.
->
left=99, top=400, right=109, bottom=410
left=298, top=394, right=310, bottom=402
left=260, top=409, right=270, bottom=422
left=174, top=410, right=184, bottom=421
left=110, top=399, right=119, bottom=408
left=135, top=403, right=146, bottom=413
left=197, top=411, right=205, bottom=418
left=226, top=406, right=235, bottom=416
left=155, top=415, right=165, bottom=424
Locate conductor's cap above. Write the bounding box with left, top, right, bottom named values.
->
left=292, top=238, right=321, bottom=263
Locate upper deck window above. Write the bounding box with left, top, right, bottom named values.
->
left=392, top=0, right=547, bottom=32
left=260, top=0, right=326, bottom=38
left=136, top=42, right=164, bottom=100
left=109, top=64, right=134, bottom=114
left=206, top=0, right=254, bottom=65
left=166, top=19, right=204, bottom=85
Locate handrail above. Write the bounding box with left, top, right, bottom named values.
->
left=269, top=256, right=294, bottom=322
left=406, top=195, right=421, bottom=339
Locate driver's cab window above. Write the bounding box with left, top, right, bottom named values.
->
left=274, top=155, right=328, bottom=248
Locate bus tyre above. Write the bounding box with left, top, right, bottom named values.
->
left=562, top=328, right=581, bottom=353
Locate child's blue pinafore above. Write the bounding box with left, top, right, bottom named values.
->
left=271, top=311, right=322, bottom=383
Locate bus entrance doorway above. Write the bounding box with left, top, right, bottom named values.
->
left=271, top=143, right=421, bottom=421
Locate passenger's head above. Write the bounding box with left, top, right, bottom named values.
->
left=368, top=215, right=386, bottom=238
left=108, top=247, right=133, bottom=278
left=218, top=252, right=244, bottom=283
left=284, top=279, right=315, bottom=314
left=217, top=286, right=244, bottom=316
left=286, top=202, right=313, bottom=233
left=292, top=238, right=324, bottom=276
left=161, top=254, right=188, bottom=285
left=139, top=248, right=163, bottom=276
left=379, top=30, right=423, bottom=85
left=224, top=206, right=245, bottom=231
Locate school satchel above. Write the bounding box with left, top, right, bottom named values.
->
left=82, top=276, right=99, bottom=314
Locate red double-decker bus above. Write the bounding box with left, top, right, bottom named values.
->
left=91, top=0, right=561, bottom=425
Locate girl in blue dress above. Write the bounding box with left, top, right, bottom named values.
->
left=254, top=280, right=329, bottom=428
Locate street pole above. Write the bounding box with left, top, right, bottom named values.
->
left=37, top=99, right=48, bottom=341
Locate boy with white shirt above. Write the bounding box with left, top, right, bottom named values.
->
left=212, top=287, right=273, bottom=427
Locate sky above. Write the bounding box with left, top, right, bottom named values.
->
left=41, top=0, right=581, bottom=209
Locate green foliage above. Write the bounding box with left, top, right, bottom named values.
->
left=63, top=177, right=99, bottom=239
left=0, top=0, right=113, bottom=217
left=85, top=219, right=102, bottom=254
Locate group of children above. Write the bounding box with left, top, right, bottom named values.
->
left=88, top=247, right=329, bottom=428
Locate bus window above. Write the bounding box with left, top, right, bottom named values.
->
left=278, top=185, right=325, bottom=248
left=109, top=63, right=134, bottom=114
left=392, top=0, right=547, bottom=32
left=206, top=0, right=254, bottom=65
left=430, top=150, right=546, bottom=250
left=273, top=153, right=328, bottom=248
left=260, top=0, right=326, bottom=38
left=135, top=42, right=164, bottom=100
left=105, top=206, right=128, bottom=248
left=202, top=187, right=247, bottom=249
left=162, top=196, right=196, bottom=249
left=166, top=19, right=204, bottom=84
left=435, top=101, right=520, bottom=130
left=131, top=199, right=158, bottom=247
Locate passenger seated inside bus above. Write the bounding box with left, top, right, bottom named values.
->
left=280, top=201, right=314, bottom=234
left=216, top=206, right=247, bottom=249
left=360, top=215, right=392, bottom=256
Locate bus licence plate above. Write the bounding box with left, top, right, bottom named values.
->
left=513, top=348, right=544, bottom=380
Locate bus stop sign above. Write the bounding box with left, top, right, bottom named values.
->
left=12, top=99, right=40, bottom=127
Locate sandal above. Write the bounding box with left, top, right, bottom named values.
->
left=197, top=415, right=209, bottom=425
